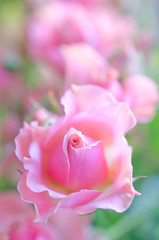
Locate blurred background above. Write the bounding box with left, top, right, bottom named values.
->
left=0, top=0, right=159, bottom=239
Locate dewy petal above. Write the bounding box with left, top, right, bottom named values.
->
left=63, top=128, right=108, bottom=191
left=61, top=84, right=116, bottom=115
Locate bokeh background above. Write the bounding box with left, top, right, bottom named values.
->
left=0, top=0, right=159, bottom=239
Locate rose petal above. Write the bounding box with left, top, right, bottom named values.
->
left=18, top=172, right=60, bottom=222
left=61, top=84, right=116, bottom=115
left=63, top=128, right=108, bottom=191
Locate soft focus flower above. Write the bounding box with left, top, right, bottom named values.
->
left=30, top=107, right=58, bottom=126
left=89, top=7, right=135, bottom=58
left=15, top=84, right=137, bottom=222
left=122, top=75, right=159, bottom=123
left=50, top=209, right=90, bottom=240
left=59, top=44, right=159, bottom=122
left=26, top=1, right=136, bottom=74
left=1, top=113, right=22, bottom=144
left=0, top=65, right=24, bottom=111
left=0, top=191, right=90, bottom=240
left=27, top=1, right=97, bottom=71
left=60, top=43, right=122, bottom=99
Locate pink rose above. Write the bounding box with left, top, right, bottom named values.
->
left=122, top=75, right=159, bottom=123
left=15, top=85, right=137, bottom=222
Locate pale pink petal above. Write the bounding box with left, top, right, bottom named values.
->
left=75, top=181, right=135, bottom=214
left=18, top=172, right=59, bottom=222
left=61, top=84, right=116, bottom=115
left=15, top=122, right=49, bottom=161
left=48, top=140, right=70, bottom=186
left=58, top=189, right=102, bottom=211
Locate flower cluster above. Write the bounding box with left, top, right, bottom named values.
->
left=0, top=0, right=158, bottom=239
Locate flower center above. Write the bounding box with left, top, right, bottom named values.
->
left=70, top=135, right=81, bottom=148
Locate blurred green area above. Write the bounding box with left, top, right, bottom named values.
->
left=0, top=0, right=159, bottom=240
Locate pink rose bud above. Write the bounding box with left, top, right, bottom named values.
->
left=15, top=85, right=138, bottom=222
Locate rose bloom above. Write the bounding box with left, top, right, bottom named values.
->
left=15, top=85, right=138, bottom=222
left=26, top=1, right=135, bottom=72
left=0, top=191, right=90, bottom=240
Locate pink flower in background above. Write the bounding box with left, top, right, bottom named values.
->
left=26, top=1, right=136, bottom=74
left=27, top=1, right=97, bottom=71
left=31, top=107, right=59, bottom=126
left=61, top=0, right=104, bottom=7
left=0, top=191, right=90, bottom=240
left=59, top=43, right=159, bottom=122
left=89, top=7, right=135, bottom=58
left=122, top=75, right=159, bottom=123
left=60, top=43, right=122, bottom=99
left=15, top=84, right=137, bottom=222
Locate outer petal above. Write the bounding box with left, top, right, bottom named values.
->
left=15, top=121, right=70, bottom=195
left=17, top=172, right=60, bottom=223
left=61, top=84, right=116, bottom=115
left=57, top=189, right=102, bottom=212
left=23, top=142, right=67, bottom=197
left=15, top=121, right=50, bottom=162
left=74, top=181, right=135, bottom=214
left=18, top=172, right=102, bottom=221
